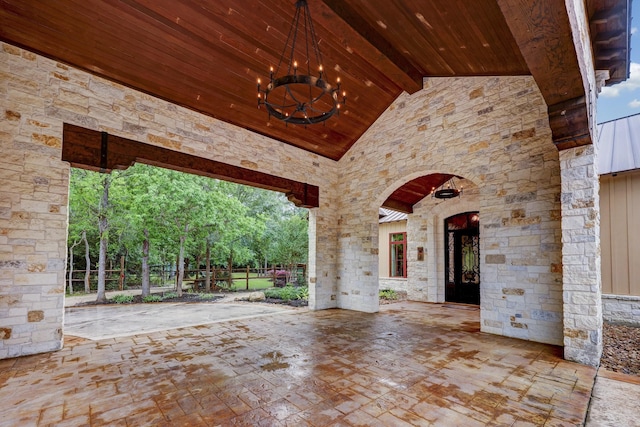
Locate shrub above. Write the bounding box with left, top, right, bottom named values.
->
left=162, top=292, right=178, bottom=299
left=379, top=289, right=398, bottom=300
left=264, top=287, right=281, bottom=299
left=280, top=286, right=299, bottom=302
left=197, top=293, right=217, bottom=300
left=265, top=285, right=308, bottom=302
left=143, top=295, right=163, bottom=303
left=111, top=294, right=134, bottom=304
left=297, top=286, right=309, bottom=302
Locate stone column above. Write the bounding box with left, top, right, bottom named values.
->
left=307, top=204, right=339, bottom=310
left=560, top=145, right=602, bottom=366
left=406, top=213, right=431, bottom=302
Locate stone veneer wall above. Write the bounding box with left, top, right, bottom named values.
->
left=560, top=145, right=602, bottom=365
left=337, top=76, right=565, bottom=345
left=0, top=42, right=339, bottom=358
left=602, top=295, right=640, bottom=326
left=0, top=41, right=605, bottom=361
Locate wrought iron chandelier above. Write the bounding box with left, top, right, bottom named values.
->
left=432, top=177, right=463, bottom=199
left=256, top=0, right=346, bottom=125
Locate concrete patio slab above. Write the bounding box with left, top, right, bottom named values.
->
left=585, top=368, right=640, bottom=427
left=65, top=302, right=297, bottom=340
left=0, top=302, right=600, bottom=426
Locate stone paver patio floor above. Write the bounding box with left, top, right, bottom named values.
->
left=0, top=302, right=596, bottom=426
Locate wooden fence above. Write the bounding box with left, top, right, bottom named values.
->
left=67, top=263, right=307, bottom=293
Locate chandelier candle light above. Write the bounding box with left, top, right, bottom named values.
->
left=432, top=177, right=463, bottom=199
left=257, top=0, right=346, bottom=125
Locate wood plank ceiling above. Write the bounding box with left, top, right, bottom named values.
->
left=0, top=0, right=630, bottom=211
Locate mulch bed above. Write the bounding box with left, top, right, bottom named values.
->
left=263, top=298, right=307, bottom=307
left=601, top=322, right=640, bottom=376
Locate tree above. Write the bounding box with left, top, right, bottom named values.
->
left=115, top=164, right=169, bottom=297
left=195, top=184, right=263, bottom=289
left=67, top=163, right=302, bottom=298
left=95, top=174, right=111, bottom=303
left=68, top=169, right=103, bottom=293
left=267, top=212, right=308, bottom=284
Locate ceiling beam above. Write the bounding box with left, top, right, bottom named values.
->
left=381, top=199, right=413, bottom=214
left=320, top=0, right=424, bottom=94
left=62, top=123, right=319, bottom=209
left=496, top=0, right=591, bottom=149
left=590, top=5, right=626, bottom=24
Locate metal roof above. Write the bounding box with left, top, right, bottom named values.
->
left=597, top=113, right=640, bottom=175
left=379, top=208, right=408, bottom=224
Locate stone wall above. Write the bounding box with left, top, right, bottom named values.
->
left=560, top=146, right=602, bottom=365
left=0, top=42, right=339, bottom=358
left=1, top=41, right=604, bottom=360
left=378, top=278, right=408, bottom=293
left=602, top=295, right=640, bottom=326
left=337, top=76, right=565, bottom=345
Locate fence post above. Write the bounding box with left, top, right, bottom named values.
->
left=118, top=255, right=125, bottom=291
left=246, top=266, right=249, bottom=290
left=272, top=265, right=277, bottom=287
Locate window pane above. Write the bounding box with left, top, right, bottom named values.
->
left=390, top=243, right=405, bottom=277
left=391, top=233, right=404, bottom=242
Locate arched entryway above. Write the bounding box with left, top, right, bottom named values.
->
left=444, top=212, right=480, bottom=305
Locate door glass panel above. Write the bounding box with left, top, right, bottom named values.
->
left=448, top=231, right=455, bottom=283
left=461, top=234, right=480, bottom=284
left=444, top=211, right=480, bottom=304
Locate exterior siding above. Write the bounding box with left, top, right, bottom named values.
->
left=600, top=171, right=640, bottom=296
left=378, top=221, right=407, bottom=278
left=600, top=170, right=640, bottom=326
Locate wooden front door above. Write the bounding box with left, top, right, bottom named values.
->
left=445, top=212, right=480, bottom=305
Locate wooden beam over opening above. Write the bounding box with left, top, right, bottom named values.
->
left=497, top=0, right=592, bottom=149
left=547, top=97, right=591, bottom=150
left=62, top=123, right=319, bottom=209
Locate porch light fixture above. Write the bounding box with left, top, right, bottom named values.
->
left=432, top=177, right=463, bottom=199
left=256, top=0, right=346, bottom=125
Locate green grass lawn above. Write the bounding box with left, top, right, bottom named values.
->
left=228, top=277, right=273, bottom=291
left=209, top=272, right=278, bottom=291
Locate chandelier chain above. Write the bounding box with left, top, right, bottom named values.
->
left=255, top=0, right=346, bottom=125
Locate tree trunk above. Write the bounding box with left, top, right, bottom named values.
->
left=82, top=231, right=90, bottom=293
left=227, top=251, right=233, bottom=289
left=141, top=228, right=150, bottom=297
left=96, top=176, right=110, bottom=303
left=194, top=254, right=201, bottom=291
left=68, top=246, right=74, bottom=295
left=118, top=255, right=125, bottom=291
left=68, top=237, right=81, bottom=294
left=205, top=239, right=211, bottom=293
left=176, top=224, right=189, bottom=297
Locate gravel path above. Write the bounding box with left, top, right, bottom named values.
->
left=601, top=322, right=640, bottom=376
